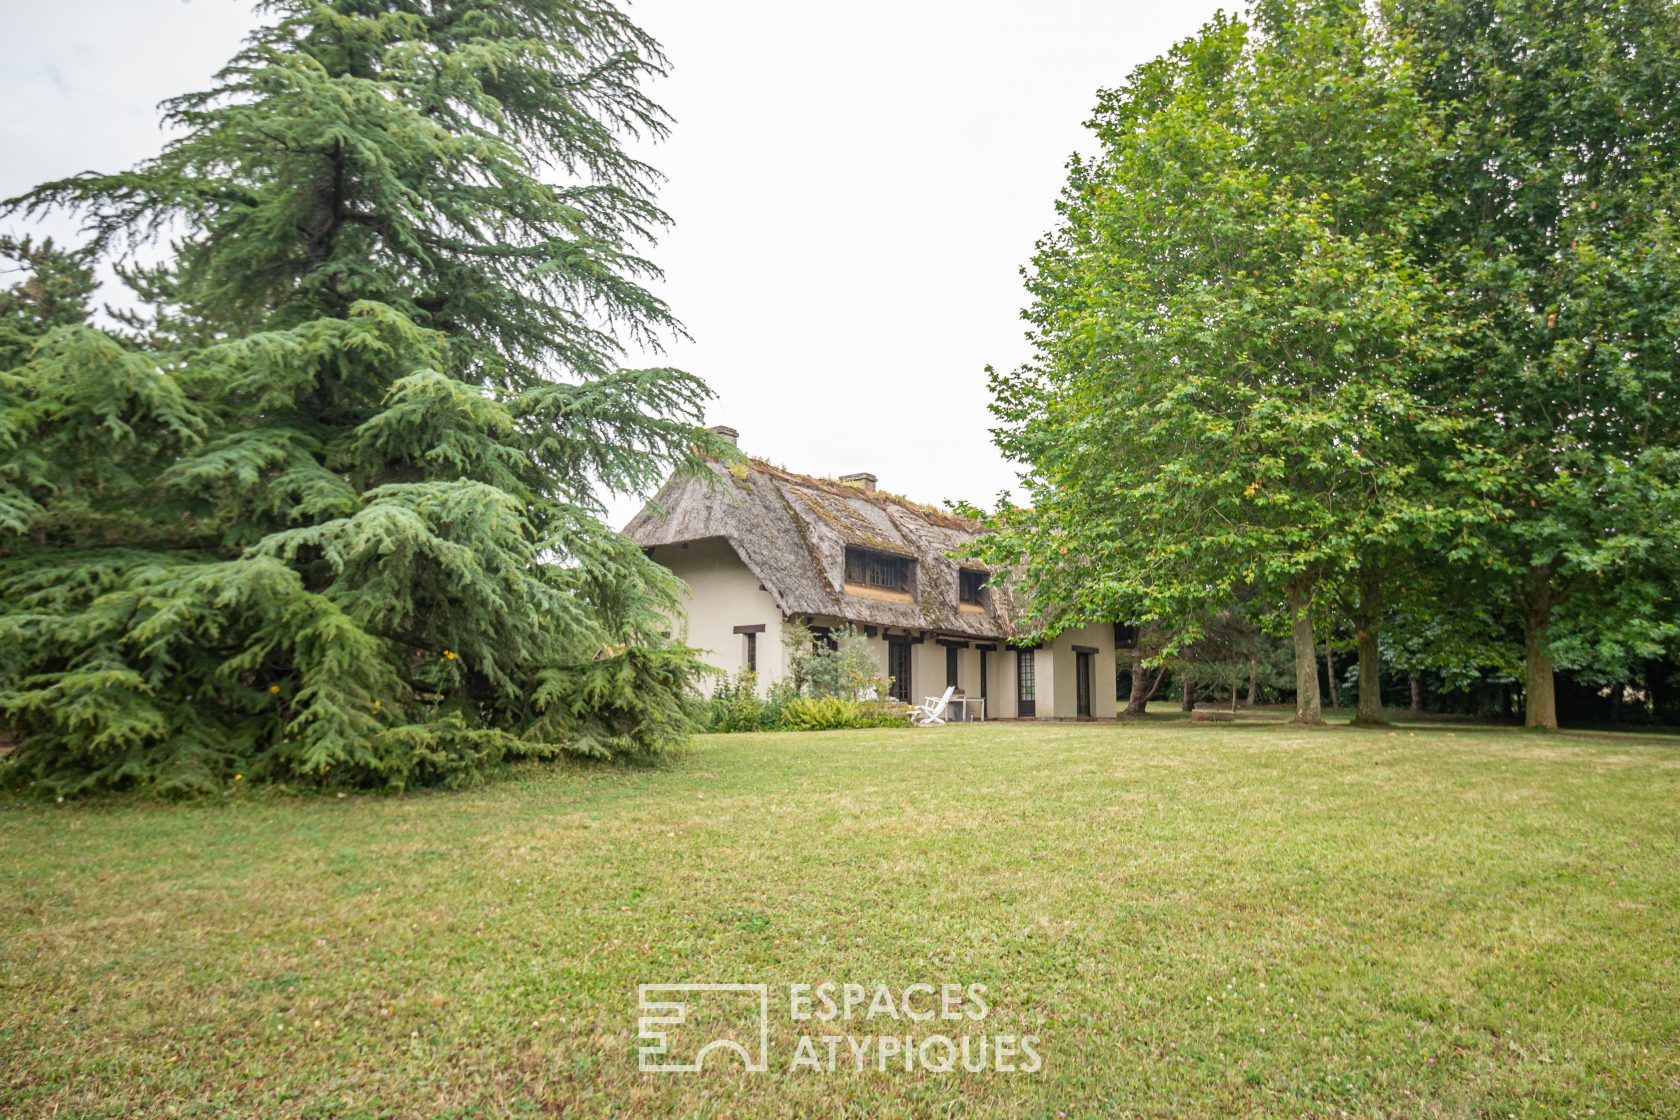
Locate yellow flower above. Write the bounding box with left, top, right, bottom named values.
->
left=442, top=649, right=458, bottom=661
left=234, top=774, right=243, bottom=781
left=268, top=685, right=280, bottom=694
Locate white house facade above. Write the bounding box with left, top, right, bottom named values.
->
left=623, top=428, right=1121, bottom=720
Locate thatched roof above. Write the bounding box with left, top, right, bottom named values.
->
left=623, top=458, right=1017, bottom=640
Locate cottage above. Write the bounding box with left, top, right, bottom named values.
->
left=622, top=428, right=1120, bottom=719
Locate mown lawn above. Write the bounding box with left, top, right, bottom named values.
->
left=2, top=716, right=1677, bottom=1118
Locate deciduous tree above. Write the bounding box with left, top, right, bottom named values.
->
left=1392, top=0, right=1680, bottom=729
left=974, top=0, right=1449, bottom=725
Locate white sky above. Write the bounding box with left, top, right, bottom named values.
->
left=1, top=0, right=1229, bottom=528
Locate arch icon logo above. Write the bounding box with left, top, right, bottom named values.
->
left=636, top=983, right=770, bottom=1073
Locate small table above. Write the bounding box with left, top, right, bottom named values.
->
left=927, top=696, right=986, bottom=722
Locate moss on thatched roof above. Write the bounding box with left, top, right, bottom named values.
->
left=623, top=458, right=1016, bottom=640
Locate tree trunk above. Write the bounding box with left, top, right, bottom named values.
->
left=1608, top=682, right=1624, bottom=724
left=1522, top=565, right=1559, bottom=730
left=1244, top=658, right=1258, bottom=707
left=1355, top=630, right=1385, bottom=725
left=1408, top=672, right=1423, bottom=716
left=1325, top=645, right=1340, bottom=709
left=1351, top=570, right=1386, bottom=726
left=1124, top=649, right=1164, bottom=717
left=1476, top=684, right=1495, bottom=721
left=1288, top=578, right=1323, bottom=725
left=1181, top=677, right=1194, bottom=712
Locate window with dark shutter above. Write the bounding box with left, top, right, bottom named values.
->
left=843, top=547, right=913, bottom=594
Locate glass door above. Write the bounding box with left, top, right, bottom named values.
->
left=888, top=640, right=912, bottom=704
left=1017, top=650, right=1036, bottom=717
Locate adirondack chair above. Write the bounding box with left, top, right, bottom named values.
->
left=912, top=686, right=956, bottom=727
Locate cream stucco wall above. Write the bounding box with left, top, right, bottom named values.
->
left=825, top=626, right=913, bottom=703
left=646, top=542, right=1119, bottom=717
left=986, top=647, right=1021, bottom=719
left=1045, top=623, right=1119, bottom=719
left=649, top=538, right=786, bottom=694
left=910, top=641, right=945, bottom=707
left=986, top=627, right=1117, bottom=720
left=795, top=622, right=993, bottom=717
left=1033, top=646, right=1057, bottom=717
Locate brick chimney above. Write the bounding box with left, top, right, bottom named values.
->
left=840, top=472, right=878, bottom=494
left=707, top=424, right=739, bottom=446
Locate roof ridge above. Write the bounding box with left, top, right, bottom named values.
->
left=742, top=457, right=978, bottom=532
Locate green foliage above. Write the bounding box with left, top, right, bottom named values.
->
left=781, top=696, right=863, bottom=732
left=973, top=0, right=1680, bottom=729
left=784, top=623, right=892, bottom=701
left=1170, top=611, right=1271, bottom=708
left=971, top=0, right=1452, bottom=725
left=527, top=647, right=704, bottom=763
left=695, top=670, right=906, bottom=734
left=696, top=672, right=777, bottom=734
left=776, top=696, right=905, bottom=731
left=0, top=237, right=97, bottom=371
left=0, top=1, right=723, bottom=793
left=1388, top=0, right=1680, bottom=727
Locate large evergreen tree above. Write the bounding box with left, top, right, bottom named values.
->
left=0, top=1, right=721, bottom=793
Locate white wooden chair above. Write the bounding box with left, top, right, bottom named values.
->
left=912, top=686, right=956, bottom=727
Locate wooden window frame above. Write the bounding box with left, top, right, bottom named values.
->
left=958, top=568, right=989, bottom=605
left=733, top=624, right=765, bottom=674
left=1075, top=649, right=1093, bottom=718
left=887, top=639, right=912, bottom=704
left=1017, top=649, right=1036, bottom=716
left=844, top=547, right=914, bottom=594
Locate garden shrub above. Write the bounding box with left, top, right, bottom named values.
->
left=697, top=671, right=770, bottom=733
left=693, top=670, right=910, bottom=733
left=784, top=624, right=893, bottom=701
left=855, top=702, right=913, bottom=728
left=782, top=697, right=862, bottom=731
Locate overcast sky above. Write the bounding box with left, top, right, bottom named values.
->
left=1, top=0, right=1229, bottom=528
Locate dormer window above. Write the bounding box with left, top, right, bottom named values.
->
left=844, top=547, right=913, bottom=594
left=959, top=568, right=989, bottom=605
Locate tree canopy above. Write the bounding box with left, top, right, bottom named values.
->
left=975, top=0, right=1680, bottom=729
left=0, top=0, right=722, bottom=793
left=1393, top=0, right=1680, bottom=728
left=974, top=0, right=1452, bottom=724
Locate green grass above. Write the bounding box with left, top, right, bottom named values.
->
left=3, top=716, right=1677, bottom=1118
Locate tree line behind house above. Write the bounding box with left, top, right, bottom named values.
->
left=969, top=0, right=1680, bottom=731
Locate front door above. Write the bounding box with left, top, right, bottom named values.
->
left=888, top=640, right=912, bottom=704
left=1076, top=651, right=1093, bottom=718
left=1016, top=650, right=1036, bottom=717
